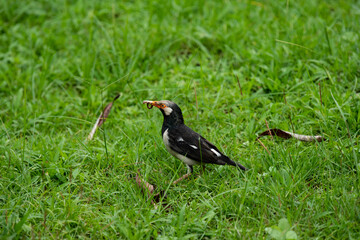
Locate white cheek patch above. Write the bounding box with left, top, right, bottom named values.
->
left=190, top=145, right=198, bottom=149
left=211, top=148, right=221, bottom=157
left=163, top=107, right=173, bottom=115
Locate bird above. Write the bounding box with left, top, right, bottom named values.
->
left=143, top=100, right=248, bottom=184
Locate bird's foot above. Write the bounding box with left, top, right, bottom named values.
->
left=172, top=173, right=192, bottom=185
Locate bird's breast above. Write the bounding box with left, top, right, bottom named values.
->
left=162, top=128, right=178, bottom=155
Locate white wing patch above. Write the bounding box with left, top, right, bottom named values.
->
left=177, top=137, right=197, bottom=149
left=163, top=129, right=199, bottom=166
left=211, top=148, right=221, bottom=157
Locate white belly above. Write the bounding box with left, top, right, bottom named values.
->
left=163, top=129, right=199, bottom=166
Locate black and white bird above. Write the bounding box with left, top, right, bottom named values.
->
left=143, top=100, right=247, bottom=183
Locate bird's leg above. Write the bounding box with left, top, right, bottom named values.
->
left=173, top=165, right=193, bottom=185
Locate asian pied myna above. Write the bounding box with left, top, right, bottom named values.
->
left=143, top=100, right=248, bottom=184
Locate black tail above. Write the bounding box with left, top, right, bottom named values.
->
left=235, top=162, right=248, bottom=171
left=221, top=155, right=248, bottom=171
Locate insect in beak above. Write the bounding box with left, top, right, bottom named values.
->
left=147, top=103, right=153, bottom=109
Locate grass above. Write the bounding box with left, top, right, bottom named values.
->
left=0, top=0, right=359, bottom=238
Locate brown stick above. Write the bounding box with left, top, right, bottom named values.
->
left=236, top=75, right=243, bottom=96
left=265, top=119, right=273, bottom=141
left=8, top=152, right=10, bottom=169
left=283, top=92, right=296, bottom=133
left=319, top=81, right=322, bottom=106
left=31, top=225, right=35, bottom=240
left=173, top=173, right=192, bottom=185
left=277, top=194, right=282, bottom=208
left=283, top=92, right=287, bottom=105
left=100, top=221, right=114, bottom=232
left=43, top=209, right=47, bottom=229
left=257, top=139, right=271, bottom=155
left=288, top=114, right=296, bottom=134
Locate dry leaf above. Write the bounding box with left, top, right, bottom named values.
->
left=135, top=172, right=155, bottom=195
left=257, top=129, right=325, bottom=142
left=87, top=93, right=121, bottom=141
left=135, top=172, right=168, bottom=209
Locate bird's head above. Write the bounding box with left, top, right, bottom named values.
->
left=143, top=100, right=184, bottom=125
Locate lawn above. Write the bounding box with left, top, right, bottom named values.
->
left=1, top=0, right=359, bottom=239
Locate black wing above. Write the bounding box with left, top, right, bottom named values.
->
left=167, top=124, right=242, bottom=167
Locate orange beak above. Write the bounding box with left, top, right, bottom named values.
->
left=143, top=100, right=164, bottom=109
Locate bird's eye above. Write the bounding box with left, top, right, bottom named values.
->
left=161, top=104, right=166, bottom=108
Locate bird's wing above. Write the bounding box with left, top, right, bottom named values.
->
left=167, top=125, right=232, bottom=165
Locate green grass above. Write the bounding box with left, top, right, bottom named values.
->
left=1, top=0, right=359, bottom=238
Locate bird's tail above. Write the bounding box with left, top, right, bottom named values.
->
left=235, top=162, right=248, bottom=171
left=222, top=155, right=248, bottom=171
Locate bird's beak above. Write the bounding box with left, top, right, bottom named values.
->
left=143, top=100, right=160, bottom=109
